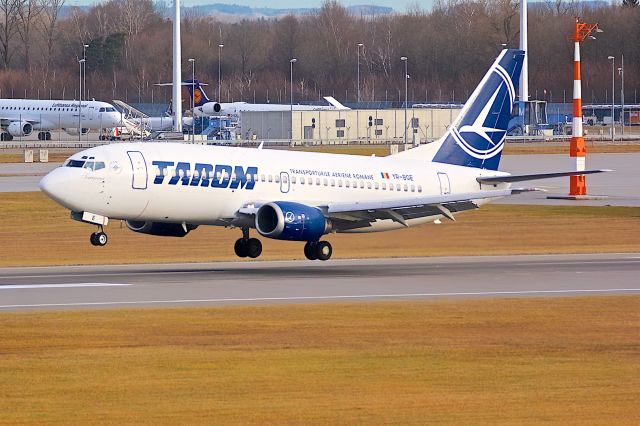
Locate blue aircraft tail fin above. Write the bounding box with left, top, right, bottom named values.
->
left=431, top=49, right=524, bottom=171
left=183, top=79, right=211, bottom=107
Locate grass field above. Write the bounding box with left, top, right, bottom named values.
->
left=0, top=192, right=638, bottom=267
left=0, top=296, right=638, bottom=424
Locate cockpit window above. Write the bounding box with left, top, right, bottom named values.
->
left=82, top=161, right=106, bottom=171
left=63, top=159, right=105, bottom=170
left=106, top=107, right=116, bottom=112
left=99, top=107, right=105, bottom=112
left=64, top=159, right=85, bottom=168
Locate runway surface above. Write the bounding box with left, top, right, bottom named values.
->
left=1, top=153, right=638, bottom=206
left=1, top=254, right=639, bottom=311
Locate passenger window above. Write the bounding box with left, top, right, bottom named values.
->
left=343, top=181, right=348, bottom=188
left=316, top=178, right=320, bottom=185
left=389, top=184, right=394, bottom=191
left=367, top=182, right=372, bottom=189
left=338, top=180, right=343, bottom=187
left=375, top=182, right=379, bottom=190
left=330, top=179, right=335, bottom=187
left=275, top=175, right=280, bottom=183
left=404, top=184, right=408, bottom=192
left=300, top=177, right=305, bottom=185
left=382, top=183, right=386, bottom=190
left=396, top=184, right=401, bottom=191
left=411, top=185, right=415, bottom=192
left=323, top=178, right=328, bottom=186
left=359, top=181, right=364, bottom=189
left=193, top=170, right=199, bottom=179
left=260, top=174, right=265, bottom=182
left=291, top=176, right=296, bottom=184
left=268, top=175, right=273, bottom=183
left=418, top=185, right=423, bottom=193
left=352, top=180, right=357, bottom=188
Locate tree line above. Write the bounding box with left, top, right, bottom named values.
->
left=0, top=0, right=637, bottom=106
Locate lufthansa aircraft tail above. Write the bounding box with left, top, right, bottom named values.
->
left=183, top=79, right=211, bottom=107
left=395, top=49, right=524, bottom=171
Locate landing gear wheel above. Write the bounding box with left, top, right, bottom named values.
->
left=90, top=232, right=108, bottom=246
left=315, top=241, right=332, bottom=261
left=234, top=238, right=248, bottom=258
left=246, top=238, right=262, bottom=258
left=46, top=131, right=51, bottom=140
left=304, top=241, right=318, bottom=260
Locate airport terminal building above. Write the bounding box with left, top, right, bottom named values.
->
left=239, top=106, right=462, bottom=144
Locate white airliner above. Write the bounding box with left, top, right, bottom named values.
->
left=182, top=79, right=350, bottom=117
left=39, top=50, right=607, bottom=260
left=0, top=99, right=122, bottom=141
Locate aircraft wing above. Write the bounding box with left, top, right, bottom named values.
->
left=321, top=188, right=537, bottom=228
left=234, top=188, right=539, bottom=230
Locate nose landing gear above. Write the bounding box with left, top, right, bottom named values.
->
left=234, top=228, right=262, bottom=258
left=90, top=226, right=108, bottom=246
left=304, top=241, right=332, bottom=261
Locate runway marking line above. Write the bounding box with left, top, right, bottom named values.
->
left=0, top=283, right=130, bottom=290
left=0, top=288, right=639, bottom=309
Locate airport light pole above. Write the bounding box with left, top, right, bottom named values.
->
left=83, top=44, right=89, bottom=101
left=218, top=44, right=224, bottom=101
left=357, top=43, right=363, bottom=103
left=619, top=54, right=624, bottom=135
left=290, top=58, right=297, bottom=144
left=78, top=59, right=85, bottom=142
left=608, top=55, right=615, bottom=142
left=189, top=58, right=195, bottom=143
left=401, top=56, right=408, bottom=145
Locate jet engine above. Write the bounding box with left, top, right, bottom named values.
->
left=200, top=102, right=222, bottom=115
left=126, top=221, right=197, bottom=237
left=7, top=120, right=33, bottom=137
left=256, top=201, right=331, bottom=241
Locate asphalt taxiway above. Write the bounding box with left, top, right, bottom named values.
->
left=1, top=254, right=639, bottom=311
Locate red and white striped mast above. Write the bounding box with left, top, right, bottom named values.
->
left=569, top=19, right=600, bottom=197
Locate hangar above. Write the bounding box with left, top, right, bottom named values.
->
left=238, top=106, right=462, bottom=144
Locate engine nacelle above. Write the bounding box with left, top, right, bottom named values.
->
left=201, top=102, right=222, bottom=115
left=7, top=120, right=33, bottom=137
left=126, top=221, right=197, bottom=237
left=256, top=201, right=331, bottom=241
left=64, top=128, right=90, bottom=136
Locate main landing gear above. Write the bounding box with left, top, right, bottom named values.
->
left=37, top=131, right=52, bottom=141
left=304, top=241, right=332, bottom=261
left=234, top=228, right=262, bottom=259
left=90, top=226, right=108, bottom=246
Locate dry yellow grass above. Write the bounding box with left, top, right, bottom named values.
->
left=0, top=192, right=638, bottom=267
left=0, top=296, right=638, bottom=424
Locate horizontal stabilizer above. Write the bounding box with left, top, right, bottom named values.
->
left=323, top=96, right=350, bottom=110
left=477, top=169, right=612, bottom=184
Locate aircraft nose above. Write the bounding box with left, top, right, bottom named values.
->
left=39, top=168, right=78, bottom=209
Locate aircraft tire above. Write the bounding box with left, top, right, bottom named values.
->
left=304, top=241, right=318, bottom=261
left=234, top=238, right=248, bottom=258
left=90, top=233, right=99, bottom=246
left=96, top=232, right=108, bottom=246
left=46, top=132, right=52, bottom=140
left=316, top=241, right=332, bottom=261
left=246, top=238, right=262, bottom=258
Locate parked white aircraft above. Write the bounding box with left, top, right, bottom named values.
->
left=39, top=50, right=607, bottom=260
left=0, top=99, right=121, bottom=141
left=181, top=79, right=350, bottom=117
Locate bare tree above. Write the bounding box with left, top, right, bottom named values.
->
left=16, top=0, right=45, bottom=72
left=0, top=0, right=20, bottom=68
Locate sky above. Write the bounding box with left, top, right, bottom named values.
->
left=64, top=0, right=431, bottom=10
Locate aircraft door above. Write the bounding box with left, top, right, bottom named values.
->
left=127, top=151, right=148, bottom=189
left=279, top=172, right=290, bottom=193
left=437, top=172, right=451, bottom=195
left=88, top=106, right=95, bottom=121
